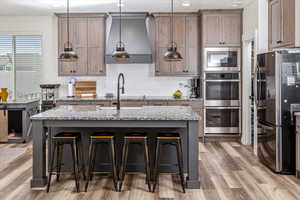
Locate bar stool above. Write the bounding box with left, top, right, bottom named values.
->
left=153, top=132, right=185, bottom=193
left=47, top=132, right=85, bottom=193
left=85, top=132, right=118, bottom=192
left=119, top=132, right=151, bottom=192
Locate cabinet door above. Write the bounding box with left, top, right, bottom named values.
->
left=297, top=133, right=300, bottom=170
left=0, top=110, right=8, bottom=142
left=221, top=14, right=241, bottom=46
left=156, top=17, right=171, bottom=47
left=171, top=16, right=186, bottom=74
left=58, top=17, right=88, bottom=75
left=185, top=16, right=199, bottom=75
left=69, top=18, right=88, bottom=48
left=281, top=0, right=295, bottom=47
left=156, top=47, right=172, bottom=75
left=58, top=18, right=75, bottom=75
left=87, top=18, right=105, bottom=75
left=73, top=47, right=88, bottom=75
left=202, top=14, right=222, bottom=47
left=155, top=17, right=172, bottom=75
left=269, top=0, right=282, bottom=48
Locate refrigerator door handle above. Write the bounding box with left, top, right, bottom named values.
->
left=259, top=123, right=275, bottom=131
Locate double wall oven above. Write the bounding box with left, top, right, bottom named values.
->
left=203, top=48, right=242, bottom=136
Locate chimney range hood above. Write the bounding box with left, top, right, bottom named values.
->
left=106, top=12, right=153, bottom=64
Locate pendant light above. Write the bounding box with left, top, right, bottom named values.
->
left=112, top=0, right=130, bottom=61
left=58, top=0, right=78, bottom=62
left=164, top=0, right=183, bottom=62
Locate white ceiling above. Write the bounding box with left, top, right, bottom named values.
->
left=0, top=0, right=254, bottom=16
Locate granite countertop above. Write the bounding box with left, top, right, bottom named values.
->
left=0, top=99, right=39, bottom=105
left=57, top=96, right=201, bottom=101
left=31, top=105, right=199, bottom=121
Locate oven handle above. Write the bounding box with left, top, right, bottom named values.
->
left=204, top=80, right=240, bottom=82
left=205, top=107, right=240, bottom=109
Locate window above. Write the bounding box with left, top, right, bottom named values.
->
left=0, top=35, right=42, bottom=100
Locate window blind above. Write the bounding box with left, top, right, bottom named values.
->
left=15, top=35, right=42, bottom=72
left=0, top=36, right=13, bottom=71
left=0, top=35, right=42, bottom=72
left=0, top=35, right=42, bottom=100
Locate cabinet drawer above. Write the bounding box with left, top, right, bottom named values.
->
left=120, top=101, right=146, bottom=107
left=167, top=101, right=190, bottom=106
left=147, top=101, right=168, bottom=106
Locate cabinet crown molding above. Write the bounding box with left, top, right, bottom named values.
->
left=55, top=13, right=107, bottom=18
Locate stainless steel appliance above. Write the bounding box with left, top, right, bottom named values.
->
left=204, top=107, right=241, bottom=135
left=203, top=48, right=241, bottom=71
left=189, top=77, right=201, bottom=98
left=256, top=50, right=300, bottom=174
left=204, top=72, right=240, bottom=107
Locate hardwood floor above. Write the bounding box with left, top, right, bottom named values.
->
left=1, top=142, right=300, bottom=200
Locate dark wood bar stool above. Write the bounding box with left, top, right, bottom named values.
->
left=47, top=132, right=85, bottom=193
left=119, top=132, right=151, bottom=192
left=85, top=132, right=118, bottom=192
left=153, top=132, right=185, bottom=193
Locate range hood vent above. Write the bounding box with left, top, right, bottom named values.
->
left=106, top=12, right=153, bottom=64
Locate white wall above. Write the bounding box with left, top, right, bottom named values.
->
left=0, top=15, right=191, bottom=98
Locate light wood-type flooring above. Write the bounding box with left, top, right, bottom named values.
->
left=1, top=142, right=300, bottom=200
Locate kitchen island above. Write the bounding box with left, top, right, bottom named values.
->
left=30, top=105, right=200, bottom=189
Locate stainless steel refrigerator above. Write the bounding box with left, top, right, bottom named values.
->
left=256, top=50, right=300, bottom=174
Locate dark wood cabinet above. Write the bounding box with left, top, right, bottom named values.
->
left=201, top=10, right=242, bottom=47
left=57, top=13, right=106, bottom=76
left=269, top=0, right=295, bottom=49
left=153, top=13, right=199, bottom=76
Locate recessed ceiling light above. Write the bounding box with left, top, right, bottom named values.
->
left=52, top=3, right=64, bottom=8
left=117, top=3, right=124, bottom=7
left=182, top=1, right=191, bottom=7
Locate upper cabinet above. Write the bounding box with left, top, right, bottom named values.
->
left=57, top=13, right=106, bottom=76
left=269, top=0, right=295, bottom=49
left=152, top=13, right=199, bottom=76
left=201, top=10, right=242, bottom=47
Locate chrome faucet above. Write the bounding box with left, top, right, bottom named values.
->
left=116, top=73, right=125, bottom=110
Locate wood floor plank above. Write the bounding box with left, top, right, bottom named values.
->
left=0, top=142, right=299, bottom=200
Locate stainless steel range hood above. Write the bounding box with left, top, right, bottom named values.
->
left=106, top=12, right=153, bottom=64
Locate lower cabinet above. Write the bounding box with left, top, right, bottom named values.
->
left=0, top=110, right=8, bottom=142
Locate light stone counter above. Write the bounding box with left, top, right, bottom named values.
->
left=31, top=105, right=199, bottom=121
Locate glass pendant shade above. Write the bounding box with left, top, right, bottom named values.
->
left=59, top=42, right=78, bottom=62
left=112, top=42, right=130, bottom=61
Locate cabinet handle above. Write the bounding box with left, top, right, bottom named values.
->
left=219, top=42, right=222, bottom=44
left=156, top=70, right=160, bottom=73
left=277, top=40, right=282, bottom=44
